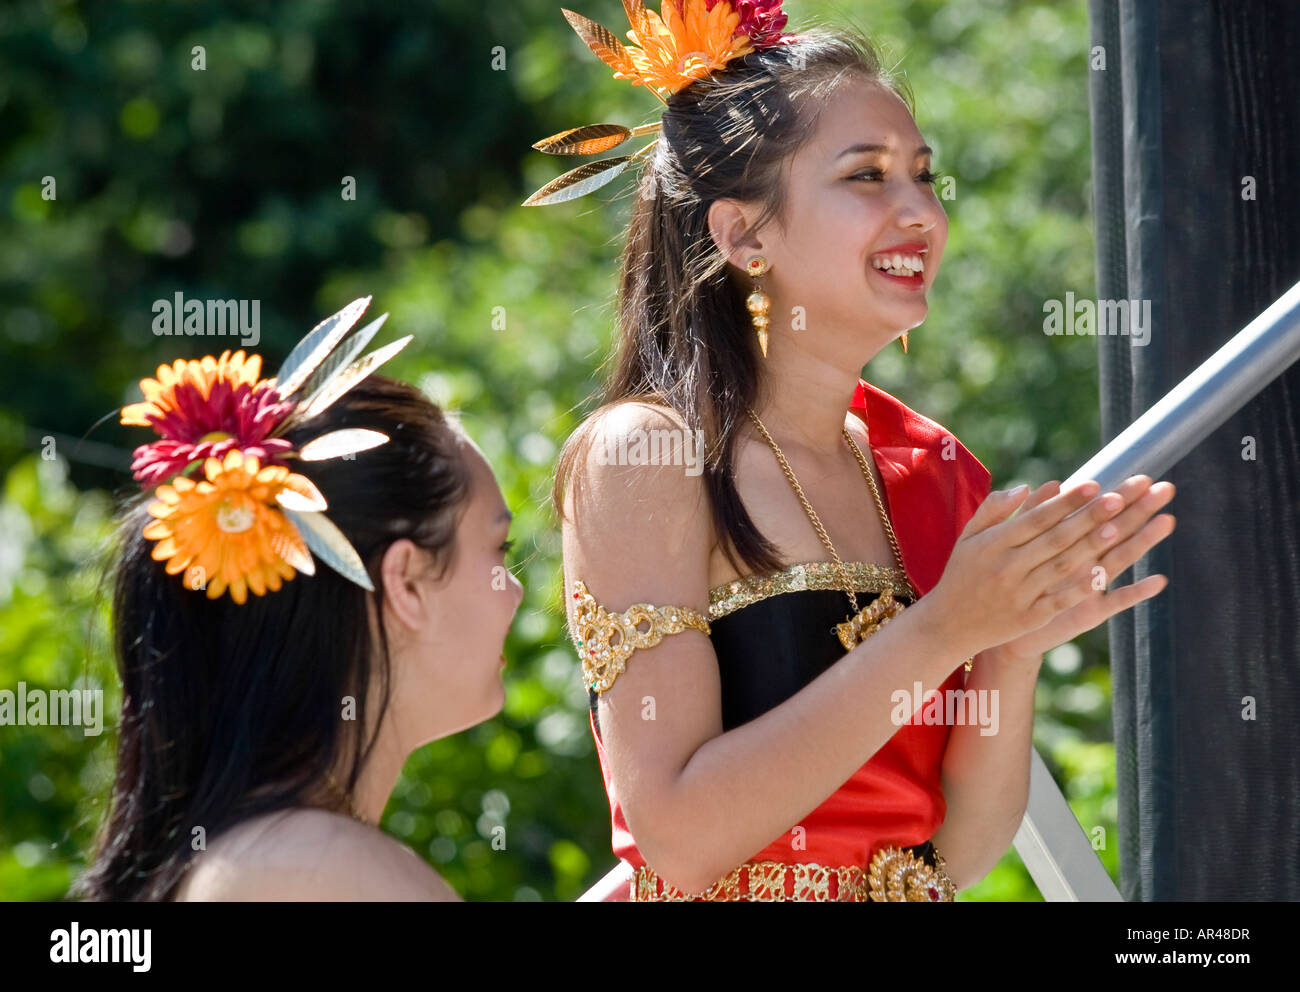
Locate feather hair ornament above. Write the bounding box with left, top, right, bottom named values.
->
left=119, top=296, right=413, bottom=603
left=523, top=0, right=797, bottom=206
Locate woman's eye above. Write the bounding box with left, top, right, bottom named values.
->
left=500, top=539, right=515, bottom=555
left=851, top=168, right=942, bottom=186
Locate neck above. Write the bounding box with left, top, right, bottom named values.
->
left=353, top=732, right=404, bottom=826
left=328, top=716, right=405, bottom=828
left=751, top=348, right=864, bottom=459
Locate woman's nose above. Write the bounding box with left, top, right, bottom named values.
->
left=895, top=183, right=943, bottom=232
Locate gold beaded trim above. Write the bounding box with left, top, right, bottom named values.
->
left=632, top=845, right=956, bottom=902
left=570, top=578, right=711, bottom=695
left=708, top=560, right=916, bottom=621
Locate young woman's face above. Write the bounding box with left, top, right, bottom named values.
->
left=388, top=437, right=523, bottom=744
left=758, top=75, right=948, bottom=359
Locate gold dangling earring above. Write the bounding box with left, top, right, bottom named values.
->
left=900, top=330, right=909, bottom=354
left=746, top=256, right=772, bottom=358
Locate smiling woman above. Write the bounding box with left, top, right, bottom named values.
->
left=535, top=3, right=1176, bottom=902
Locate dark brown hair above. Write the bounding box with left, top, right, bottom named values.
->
left=74, top=376, right=473, bottom=900
left=550, top=24, right=914, bottom=575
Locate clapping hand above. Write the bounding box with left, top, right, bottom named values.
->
left=987, top=475, right=1175, bottom=664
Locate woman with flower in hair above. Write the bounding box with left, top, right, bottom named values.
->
left=74, top=300, right=523, bottom=900
left=533, top=2, right=1177, bottom=901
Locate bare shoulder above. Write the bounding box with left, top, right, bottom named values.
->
left=173, top=808, right=460, bottom=902
left=600, top=398, right=692, bottom=432
left=564, top=400, right=710, bottom=543
left=567, top=400, right=697, bottom=479
left=561, top=398, right=713, bottom=621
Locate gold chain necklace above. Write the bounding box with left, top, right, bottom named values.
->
left=745, top=407, right=960, bottom=662
left=745, top=407, right=973, bottom=671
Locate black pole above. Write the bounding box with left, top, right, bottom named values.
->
left=1088, top=0, right=1300, bottom=900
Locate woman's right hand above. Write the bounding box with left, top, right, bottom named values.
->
left=922, top=478, right=1138, bottom=661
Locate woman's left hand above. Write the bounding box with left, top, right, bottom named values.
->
left=987, top=474, right=1176, bottom=664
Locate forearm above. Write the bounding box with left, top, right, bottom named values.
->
left=929, top=647, right=1043, bottom=889
left=650, top=595, right=972, bottom=893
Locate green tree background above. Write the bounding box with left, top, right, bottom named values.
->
left=0, top=0, right=1115, bottom=901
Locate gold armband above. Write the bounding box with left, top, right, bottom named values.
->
left=570, top=578, right=711, bottom=694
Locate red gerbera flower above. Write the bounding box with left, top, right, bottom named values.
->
left=706, top=0, right=790, bottom=48
left=121, top=350, right=295, bottom=488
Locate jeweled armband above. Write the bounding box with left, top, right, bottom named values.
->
left=569, top=579, right=711, bottom=694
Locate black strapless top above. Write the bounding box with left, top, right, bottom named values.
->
left=588, top=560, right=916, bottom=737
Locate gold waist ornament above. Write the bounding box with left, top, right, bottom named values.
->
left=632, top=845, right=957, bottom=902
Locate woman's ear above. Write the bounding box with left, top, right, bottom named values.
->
left=707, top=198, right=765, bottom=271
left=379, top=539, right=432, bottom=633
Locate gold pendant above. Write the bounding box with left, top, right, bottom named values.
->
left=834, top=588, right=906, bottom=651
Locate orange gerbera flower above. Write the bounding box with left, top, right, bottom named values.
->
left=142, top=449, right=319, bottom=604
left=618, top=0, right=754, bottom=95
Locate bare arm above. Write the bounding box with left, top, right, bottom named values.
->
left=928, top=646, right=1042, bottom=888
left=561, top=405, right=1117, bottom=895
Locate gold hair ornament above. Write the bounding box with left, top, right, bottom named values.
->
left=523, top=1, right=797, bottom=206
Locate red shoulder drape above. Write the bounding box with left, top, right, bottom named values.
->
left=850, top=378, right=993, bottom=596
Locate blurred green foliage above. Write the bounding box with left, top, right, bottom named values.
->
left=0, top=456, right=117, bottom=899
left=1, top=0, right=1117, bottom=901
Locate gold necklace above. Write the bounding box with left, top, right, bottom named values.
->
left=745, top=407, right=970, bottom=670
left=745, top=407, right=906, bottom=650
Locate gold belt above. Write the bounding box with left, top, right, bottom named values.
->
left=632, top=844, right=957, bottom=902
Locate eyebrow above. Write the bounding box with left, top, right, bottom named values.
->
left=838, top=143, right=933, bottom=159
left=497, top=509, right=513, bottom=524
